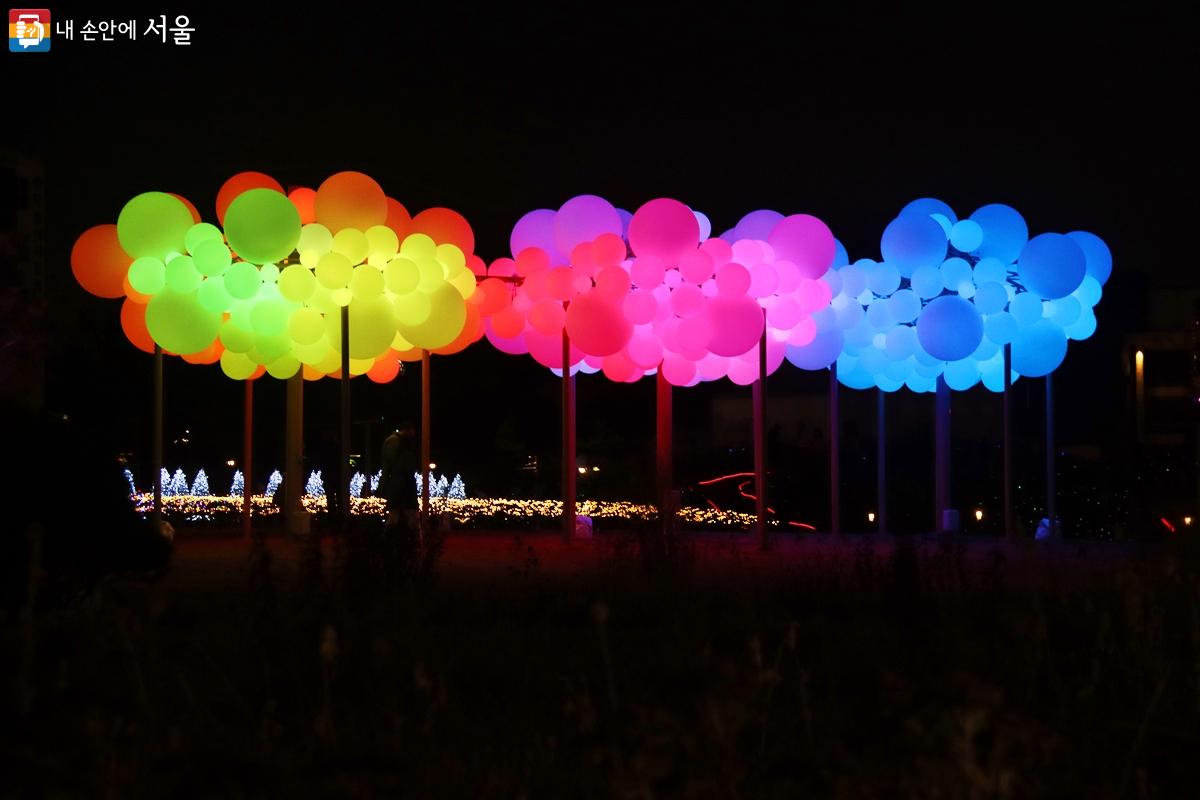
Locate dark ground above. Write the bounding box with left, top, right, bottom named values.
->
left=3, top=528, right=1199, bottom=798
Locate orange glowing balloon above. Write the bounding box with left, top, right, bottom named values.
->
left=71, top=224, right=131, bottom=299
left=302, top=364, right=325, bottom=381
left=288, top=187, right=318, bottom=224
left=249, top=365, right=267, bottom=380
left=315, top=171, right=387, bottom=233
left=410, top=207, right=474, bottom=256
left=395, top=346, right=424, bottom=362
left=366, top=355, right=401, bottom=384
left=182, top=338, right=224, bottom=365
left=385, top=197, right=412, bottom=241
left=215, top=171, right=284, bottom=225
left=119, top=297, right=155, bottom=353
left=123, top=274, right=152, bottom=304
left=169, top=193, right=202, bottom=223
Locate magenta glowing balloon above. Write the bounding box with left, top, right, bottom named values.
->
left=628, top=198, right=701, bottom=265
left=626, top=332, right=664, bottom=368
left=795, top=277, right=832, bottom=313
left=679, top=250, right=714, bottom=284
left=727, top=355, right=762, bottom=386
left=510, top=209, right=563, bottom=262
left=767, top=296, right=802, bottom=329
left=526, top=328, right=581, bottom=369
left=623, top=289, right=658, bottom=325
left=731, top=239, right=764, bottom=265
left=715, top=263, right=751, bottom=296
left=786, top=317, right=818, bottom=347
left=565, top=293, right=633, bottom=357
left=630, top=255, right=666, bottom=289
left=594, top=265, right=632, bottom=300
left=700, top=237, right=733, bottom=265
left=554, top=195, right=622, bottom=257
left=697, top=353, right=729, bottom=381
left=748, top=263, right=780, bottom=298
left=676, top=316, right=712, bottom=360
left=706, top=295, right=764, bottom=357
left=601, top=351, right=639, bottom=382
left=774, top=260, right=801, bottom=294
left=669, top=283, right=706, bottom=318
left=485, top=321, right=528, bottom=355
left=767, top=214, right=837, bottom=279
left=662, top=353, right=697, bottom=386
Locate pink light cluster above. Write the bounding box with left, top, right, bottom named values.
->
left=477, top=196, right=838, bottom=386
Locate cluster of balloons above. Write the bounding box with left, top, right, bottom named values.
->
left=476, top=196, right=841, bottom=386
left=794, top=198, right=1109, bottom=393
left=70, top=171, right=485, bottom=383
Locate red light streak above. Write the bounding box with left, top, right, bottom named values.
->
left=1161, top=517, right=1176, bottom=532
left=697, top=471, right=756, bottom=486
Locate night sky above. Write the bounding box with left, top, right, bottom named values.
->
left=5, top=6, right=1194, bottom=526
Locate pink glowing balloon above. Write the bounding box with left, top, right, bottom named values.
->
left=631, top=255, right=666, bottom=289
left=516, top=247, right=551, bottom=275
left=488, top=257, right=517, bottom=278
left=628, top=198, right=701, bottom=265
left=767, top=214, right=836, bottom=279
left=676, top=316, right=712, bottom=360
left=663, top=269, right=682, bottom=289
left=715, top=263, right=751, bottom=297
left=594, top=265, right=632, bottom=300
left=592, top=233, right=627, bottom=268
left=748, top=263, right=779, bottom=298
left=485, top=321, right=528, bottom=355
left=523, top=269, right=552, bottom=302
left=565, top=293, right=632, bottom=356
left=795, top=277, right=833, bottom=313
left=662, top=353, right=697, bottom=386
left=529, top=299, right=566, bottom=335
left=766, top=338, right=787, bottom=372
left=787, top=317, right=818, bottom=346
left=669, top=283, right=705, bottom=318
left=700, top=237, right=733, bottom=266
left=510, top=209, right=563, bottom=262
left=706, top=295, right=764, bottom=357
left=626, top=332, right=664, bottom=368
left=731, top=240, right=764, bottom=266
left=697, top=353, right=729, bottom=381
left=767, top=296, right=802, bottom=329
left=679, top=250, right=714, bottom=284
left=774, top=260, right=801, bottom=293
left=526, top=328, right=581, bottom=368
left=547, top=267, right=576, bottom=301
left=601, top=351, right=639, bottom=382
left=555, top=195, right=622, bottom=256
left=701, top=279, right=719, bottom=298
left=727, top=355, right=762, bottom=386
left=623, top=289, right=658, bottom=325
left=658, top=317, right=682, bottom=354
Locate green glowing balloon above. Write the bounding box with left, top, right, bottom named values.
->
left=316, top=252, right=353, bottom=289
left=117, top=192, right=193, bottom=260
left=146, top=290, right=221, bottom=355
left=350, top=264, right=385, bottom=299
left=128, top=256, right=166, bottom=295
left=185, top=222, right=224, bottom=255
left=219, top=320, right=255, bottom=353
left=165, top=255, right=201, bottom=293
left=251, top=333, right=291, bottom=364
left=224, top=261, right=262, bottom=300
left=278, top=264, right=316, bottom=302
left=332, top=228, right=369, bottom=265
left=266, top=354, right=301, bottom=379
left=198, top=276, right=234, bottom=313
left=250, top=298, right=290, bottom=337
left=221, top=350, right=258, bottom=380
left=224, top=188, right=301, bottom=265
left=393, top=290, right=431, bottom=326
left=260, top=263, right=280, bottom=283
left=384, top=256, right=420, bottom=294
left=288, top=307, right=326, bottom=345
left=193, top=238, right=232, bottom=277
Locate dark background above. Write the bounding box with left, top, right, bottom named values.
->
left=3, top=5, right=1195, bottom=533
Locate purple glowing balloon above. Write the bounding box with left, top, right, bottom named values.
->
left=732, top=209, right=784, bottom=242
left=768, top=214, right=837, bottom=279
left=510, top=209, right=563, bottom=262
left=554, top=195, right=622, bottom=257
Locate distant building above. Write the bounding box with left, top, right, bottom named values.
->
left=0, top=149, right=46, bottom=410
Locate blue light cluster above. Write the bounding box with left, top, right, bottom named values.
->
left=786, top=198, right=1109, bottom=392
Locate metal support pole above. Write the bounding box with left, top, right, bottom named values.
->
left=1046, top=373, right=1056, bottom=537
left=285, top=371, right=307, bottom=536
left=243, top=378, right=253, bottom=540
left=877, top=388, right=887, bottom=533
left=340, top=305, right=350, bottom=535
left=935, top=374, right=951, bottom=532
left=830, top=363, right=840, bottom=534
left=562, top=331, right=576, bottom=540
left=656, top=369, right=672, bottom=537
left=753, top=326, right=768, bottom=549
left=153, top=345, right=163, bottom=528
left=420, top=350, right=431, bottom=541
left=1003, top=344, right=1013, bottom=538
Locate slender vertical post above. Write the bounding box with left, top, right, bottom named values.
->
left=285, top=371, right=306, bottom=535
left=153, top=344, right=163, bottom=528
left=561, top=330, right=576, bottom=540
left=1046, top=373, right=1056, bottom=537
left=420, top=350, right=431, bottom=541
left=340, top=305, right=350, bottom=535
left=935, top=374, right=951, bottom=532
left=1003, top=344, right=1014, bottom=538
left=753, top=327, right=768, bottom=549
left=830, top=363, right=840, bottom=534
left=242, top=378, right=253, bottom=540
left=877, top=389, right=887, bottom=533
left=656, top=370, right=672, bottom=537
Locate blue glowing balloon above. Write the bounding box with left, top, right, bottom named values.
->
left=1067, top=231, right=1112, bottom=286
left=887, top=289, right=921, bottom=324
left=823, top=268, right=843, bottom=297
left=1009, top=292, right=1044, bottom=327
left=875, top=375, right=905, bottom=392
left=1073, top=276, right=1102, bottom=308
left=944, top=358, right=981, bottom=391
left=884, top=325, right=917, bottom=360
left=834, top=300, right=864, bottom=331
left=973, top=281, right=1009, bottom=314
left=845, top=319, right=874, bottom=349
left=901, top=197, right=958, bottom=224
left=970, top=204, right=1028, bottom=264
left=910, top=264, right=943, bottom=299
left=950, top=219, right=984, bottom=252
left=914, top=359, right=945, bottom=378
left=838, top=263, right=867, bottom=298
left=1017, top=233, right=1086, bottom=300
left=930, top=214, right=953, bottom=237
left=836, top=354, right=875, bottom=389
left=917, top=295, right=984, bottom=361
left=885, top=356, right=914, bottom=381
left=1049, top=296, right=1081, bottom=327
left=1012, top=318, right=1068, bottom=377
left=832, top=239, right=850, bottom=269
left=881, top=213, right=948, bottom=277
left=1065, top=307, right=1097, bottom=341
left=984, top=311, right=1019, bottom=345
left=972, top=257, right=1008, bottom=286
left=867, top=261, right=901, bottom=296
left=905, top=373, right=937, bottom=393
left=812, top=306, right=838, bottom=332
left=860, top=348, right=888, bottom=374
left=866, top=299, right=895, bottom=330
left=785, top=328, right=843, bottom=370
left=940, top=257, right=974, bottom=293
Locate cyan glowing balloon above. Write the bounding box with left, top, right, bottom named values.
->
left=1073, top=276, right=1103, bottom=308
left=971, top=335, right=999, bottom=361
left=973, top=281, right=1009, bottom=314
left=984, top=311, right=1019, bottom=345
left=905, top=373, right=938, bottom=393
left=950, top=219, right=984, bottom=252
left=972, top=257, right=1008, bottom=286
left=884, top=325, right=917, bottom=360
left=916, top=295, right=983, bottom=362
left=866, top=299, right=895, bottom=331
left=873, top=375, right=903, bottom=392
left=910, top=264, right=943, bottom=299
left=1017, top=233, right=1086, bottom=300
left=867, top=261, right=901, bottom=296
left=836, top=354, right=876, bottom=390
left=900, top=197, right=958, bottom=224
left=969, top=204, right=1028, bottom=264
left=944, top=358, right=981, bottom=391
left=859, top=347, right=888, bottom=375
left=1009, top=292, right=1044, bottom=327
left=884, top=356, right=914, bottom=382
left=940, top=257, right=974, bottom=293
left=1065, top=307, right=1097, bottom=341
left=1066, top=231, right=1112, bottom=286
left=887, top=288, right=921, bottom=324
left=1049, top=296, right=1081, bottom=327
left=1012, top=318, right=1068, bottom=377
left=881, top=213, right=948, bottom=277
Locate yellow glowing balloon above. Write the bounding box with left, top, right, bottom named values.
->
left=315, top=347, right=341, bottom=374
left=400, top=232, right=437, bottom=263
left=350, top=264, right=385, bottom=299
left=393, top=291, right=432, bottom=326
left=221, top=350, right=258, bottom=380
left=332, top=228, right=369, bottom=265
left=316, top=252, right=353, bottom=290
left=448, top=266, right=478, bottom=299
left=294, top=339, right=330, bottom=365
left=416, top=259, right=444, bottom=292
left=436, top=243, right=466, bottom=272
left=305, top=283, right=339, bottom=315
left=392, top=331, right=414, bottom=351
left=366, top=225, right=400, bottom=261
left=288, top=307, right=326, bottom=345
left=332, top=287, right=353, bottom=307
left=298, top=223, right=333, bottom=256
left=266, top=354, right=301, bottom=379
left=278, top=263, right=316, bottom=302
left=349, top=358, right=373, bottom=376
left=384, top=256, right=421, bottom=294
left=219, top=320, right=254, bottom=353
left=400, top=283, right=466, bottom=350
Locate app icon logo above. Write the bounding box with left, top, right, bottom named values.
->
left=9, top=9, right=50, bottom=52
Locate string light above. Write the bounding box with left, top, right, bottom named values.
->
left=230, top=469, right=244, bottom=496
left=265, top=470, right=282, bottom=498
left=190, top=468, right=210, bottom=496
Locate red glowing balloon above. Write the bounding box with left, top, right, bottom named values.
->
left=367, top=356, right=401, bottom=384
left=411, top=207, right=475, bottom=256
left=565, top=293, right=632, bottom=357
left=288, top=187, right=318, bottom=224
left=119, top=298, right=155, bottom=353
left=385, top=197, right=412, bottom=241
left=315, top=171, right=387, bottom=233
left=72, top=224, right=132, bottom=299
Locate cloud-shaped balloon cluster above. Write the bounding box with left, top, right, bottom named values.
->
left=476, top=196, right=840, bottom=385
left=70, top=172, right=485, bottom=383
left=798, top=198, right=1109, bottom=393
